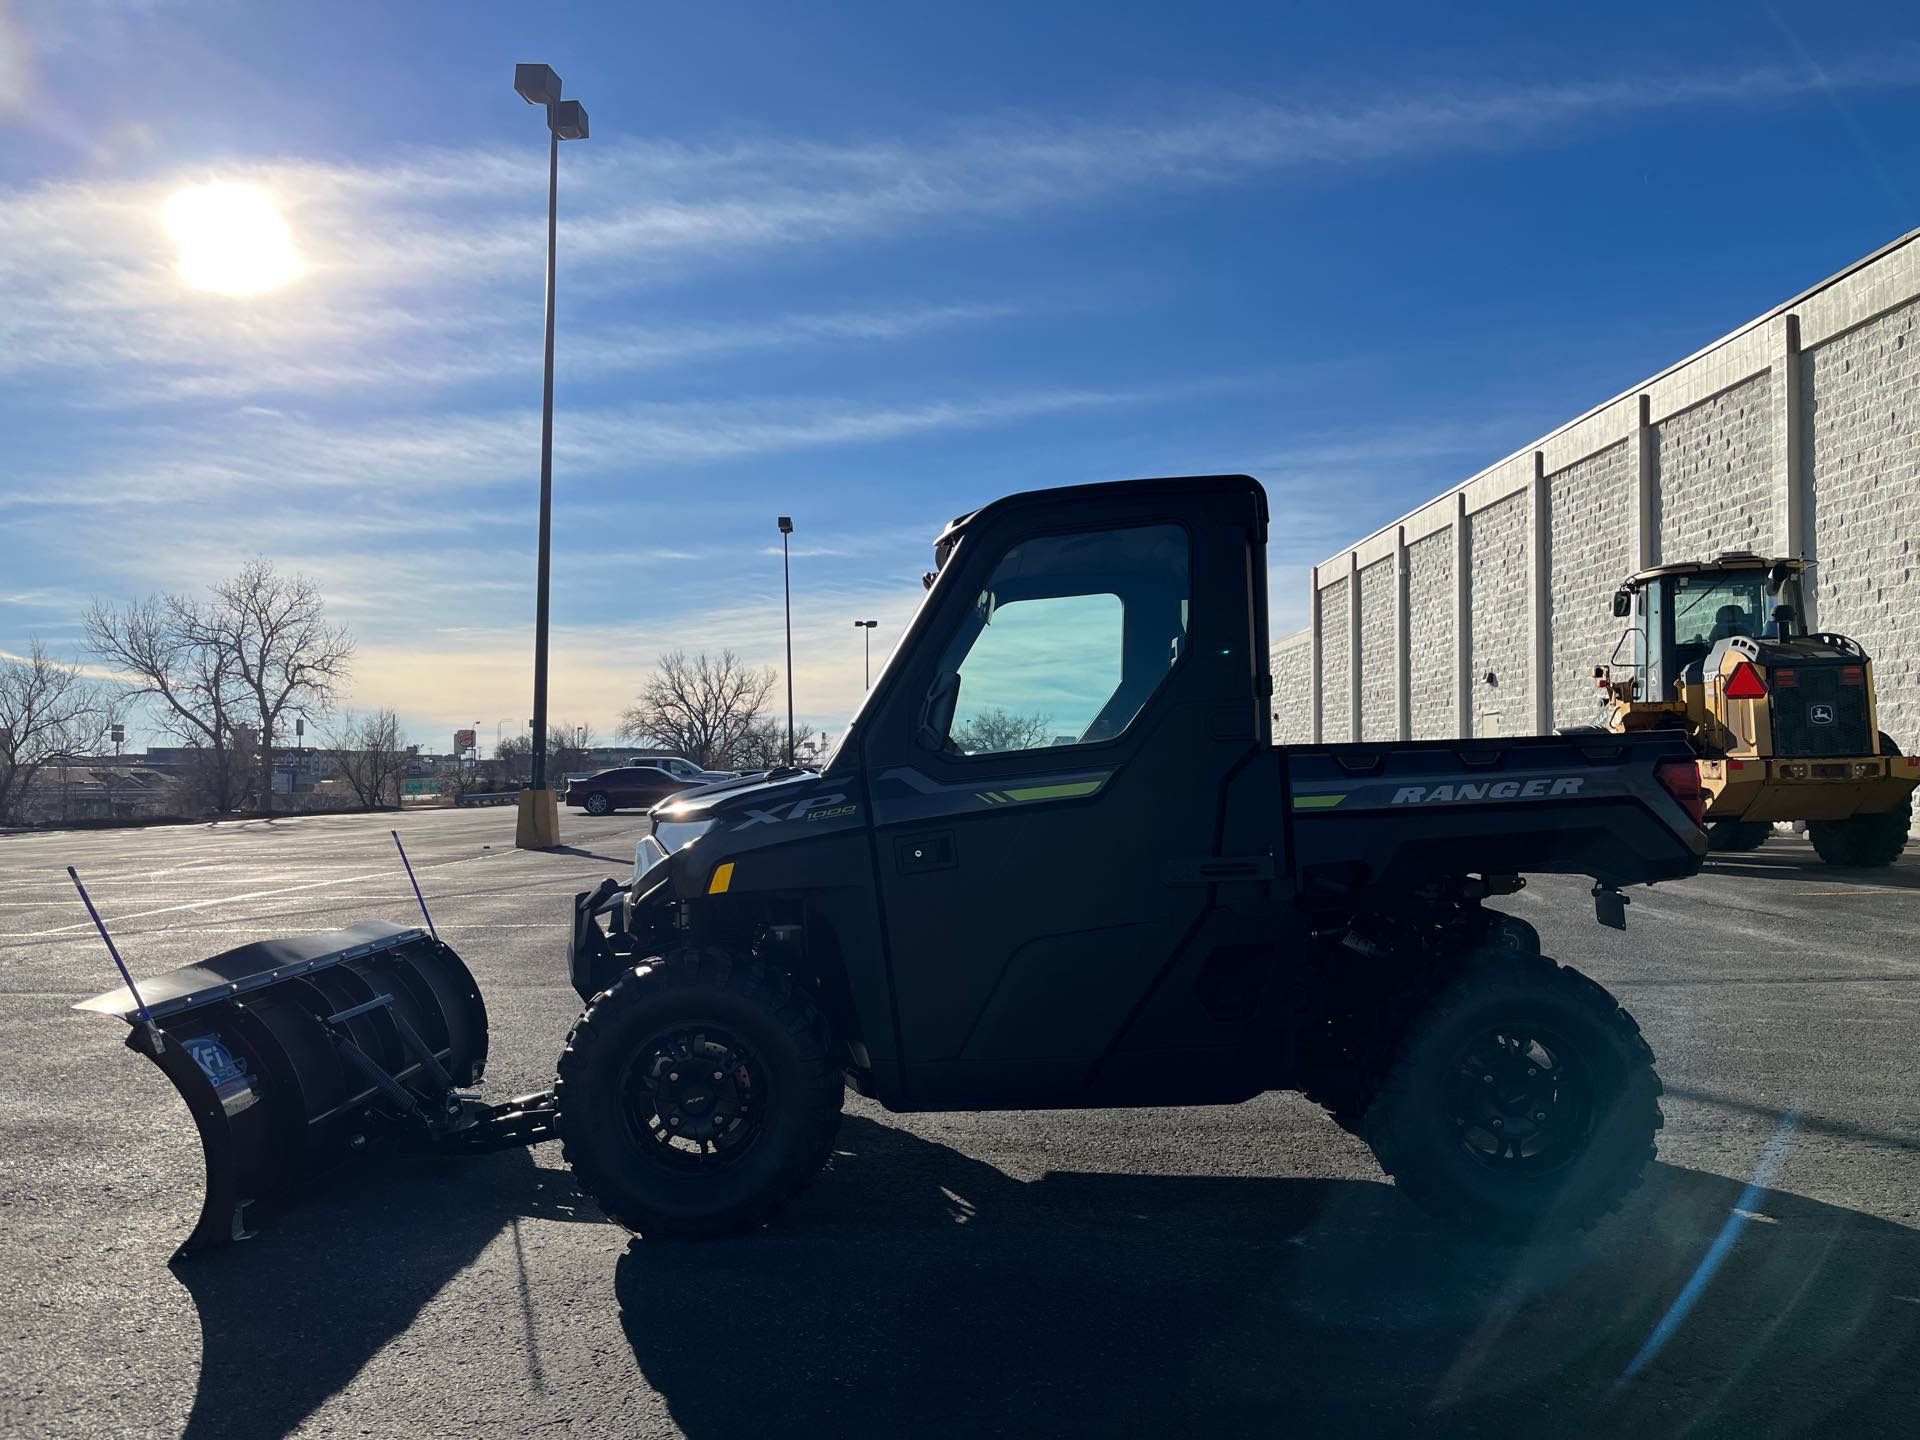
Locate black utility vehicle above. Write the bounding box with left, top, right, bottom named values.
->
left=562, top=475, right=1706, bottom=1239
left=80, top=475, right=1709, bottom=1257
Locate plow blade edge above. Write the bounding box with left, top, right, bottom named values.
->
left=75, top=920, right=490, bottom=1258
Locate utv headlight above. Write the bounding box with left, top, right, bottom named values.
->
left=634, top=819, right=717, bottom=883
left=652, top=818, right=716, bottom=855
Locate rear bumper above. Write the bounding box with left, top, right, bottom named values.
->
left=1701, top=755, right=1920, bottom=822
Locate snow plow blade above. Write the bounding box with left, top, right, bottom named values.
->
left=73, top=919, right=545, bottom=1259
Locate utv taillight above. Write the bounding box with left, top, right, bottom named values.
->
left=1723, top=662, right=1767, bottom=700
left=1842, top=665, right=1865, bottom=686
left=1656, top=758, right=1708, bottom=829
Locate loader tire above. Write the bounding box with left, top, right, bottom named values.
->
left=1707, top=820, right=1772, bottom=853
left=1810, top=734, right=1911, bottom=868
left=1809, top=801, right=1911, bottom=867
left=557, top=949, right=843, bottom=1238
left=1363, top=951, right=1661, bottom=1237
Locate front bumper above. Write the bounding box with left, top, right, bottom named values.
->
left=1701, top=754, right=1920, bottom=823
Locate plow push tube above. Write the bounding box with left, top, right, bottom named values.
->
left=73, top=919, right=545, bottom=1258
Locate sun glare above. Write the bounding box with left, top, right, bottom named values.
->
left=165, top=182, right=301, bottom=296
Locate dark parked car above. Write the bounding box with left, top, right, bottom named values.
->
left=563, top=765, right=698, bottom=816
left=623, top=755, right=735, bottom=784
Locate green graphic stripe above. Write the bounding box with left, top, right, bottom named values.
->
left=1292, top=793, right=1347, bottom=810
left=1001, top=780, right=1104, bottom=803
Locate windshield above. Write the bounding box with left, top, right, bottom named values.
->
left=1667, top=571, right=1805, bottom=650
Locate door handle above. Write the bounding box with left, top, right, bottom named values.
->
left=1164, top=855, right=1275, bottom=887
left=895, top=832, right=955, bottom=873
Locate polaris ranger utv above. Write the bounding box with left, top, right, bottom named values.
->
left=81, top=475, right=1707, bottom=1255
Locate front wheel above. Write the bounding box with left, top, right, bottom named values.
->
left=1707, top=819, right=1771, bottom=853
left=557, top=949, right=844, bottom=1238
left=1363, top=952, right=1661, bottom=1236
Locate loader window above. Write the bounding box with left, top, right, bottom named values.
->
left=935, top=523, right=1189, bottom=756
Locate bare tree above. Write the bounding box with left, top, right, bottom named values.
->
left=549, top=719, right=598, bottom=779
left=213, top=561, right=354, bottom=813
left=86, top=593, right=249, bottom=812
left=618, top=650, right=777, bottom=770
left=494, top=734, right=532, bottom=785
left=733, top=717, right=827, bottom=771
left=0, top=642, right=117, bottom=823
left=953, top=707, right=1054, bottom=755
left=326, top=708, right=408, bottom=808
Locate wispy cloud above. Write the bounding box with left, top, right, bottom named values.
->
left=8, top=51, right=1918, bottom=740
left=3, top=55, right=1915, bottom=405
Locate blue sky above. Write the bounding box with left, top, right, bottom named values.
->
left=2, top=1, right=1918, bottom=751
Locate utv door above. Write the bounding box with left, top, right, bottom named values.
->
left=861, top=477, right=1276, bottom=1108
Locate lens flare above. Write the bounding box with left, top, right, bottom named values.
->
left=164, top=182, right=301, bottom=295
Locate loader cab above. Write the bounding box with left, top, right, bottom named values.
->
left=1611, top=554, right=1807, bottom=701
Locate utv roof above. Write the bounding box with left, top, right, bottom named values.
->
left=934, top=475, right=1267, bottom=567
left=1623, top=551, right=1805, bottom=587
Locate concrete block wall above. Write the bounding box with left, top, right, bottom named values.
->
left=1406, top=531, right=1456, bottom=738
left=1548, top=441, right=1635, bottom=730
left=1467, top=492, right=1532, bottom=737
left=1358, top=559, right=1397, bottom=740
left=1653, top=373, right=1778, bottom=562
left=1805, top=296, right=1920, bottom=750
left=1271, top=631, right=1313, bottom=744
left=1271, top=227, right=1920, bottom=766
left=1315, top=575, right=1351, bottom=742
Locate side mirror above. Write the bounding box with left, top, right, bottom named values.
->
left=1612, top=590, right=1632, bottom=618
left=916, top=670, right=961, bottom=751
left=1767, top=560, right=1793, bottom=594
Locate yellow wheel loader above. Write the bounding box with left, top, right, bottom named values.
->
left=1595, top=552, right=1917, bottom=865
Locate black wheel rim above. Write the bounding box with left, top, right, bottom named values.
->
left=619, top=1023, right=766, bottom=1173
left=1443, top=1023, right=1594, bottom=1177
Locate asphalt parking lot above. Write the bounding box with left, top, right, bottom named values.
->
left=2, top=806, right=1915, bottom=1439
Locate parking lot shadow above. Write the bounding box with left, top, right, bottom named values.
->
left=618, top=1115, right=1919, bottom=1440
left=170, top=1146, right=595, bottom=1440
left=1702, top=846, right=1920, bottom=890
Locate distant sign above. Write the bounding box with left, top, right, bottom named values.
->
left=454, top=729, right=477, bottom=753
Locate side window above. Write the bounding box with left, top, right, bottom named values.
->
left=934, top=523, right=1188, bottom=757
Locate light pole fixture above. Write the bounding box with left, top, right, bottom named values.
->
left=513, top=62, right=589, bottom=850
left=854, top=619, right=877, bottom=689
left=778, top=516, right=795, bottom=767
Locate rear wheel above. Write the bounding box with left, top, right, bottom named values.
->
left=584, top=791, right=613, bottom=816
left=1363, top=952, right=1661, bottom=1236
left=557, top=949, right=843, bottom=1238
left=1810, top=733, right=1910, bottom=868
left=1809, top=803, right=1910, bottom=867
left=1707, top=819, right=1771, bottom=853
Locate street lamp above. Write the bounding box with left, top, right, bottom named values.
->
left=512, top=63, right=589, bottom=850
left=854, top=619, right=877, bottom=689
left=778, top=516, right=795, bottom=766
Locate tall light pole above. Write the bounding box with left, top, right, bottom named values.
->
left=778, top=516, right=795, bottom=766
left=854, top=619, right=877, bottom=689
left=512, top=63, right=588, bottom=849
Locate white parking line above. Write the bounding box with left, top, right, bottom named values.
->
left=5, top=848, right=510, bottom=939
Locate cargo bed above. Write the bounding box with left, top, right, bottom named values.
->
left=1284, top=731, right=1707, bottom=902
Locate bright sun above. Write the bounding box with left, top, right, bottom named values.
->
left=165, top=182, right=301, bottom=296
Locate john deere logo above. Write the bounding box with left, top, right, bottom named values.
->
left=1809, top=703, right=1835, bottom=725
